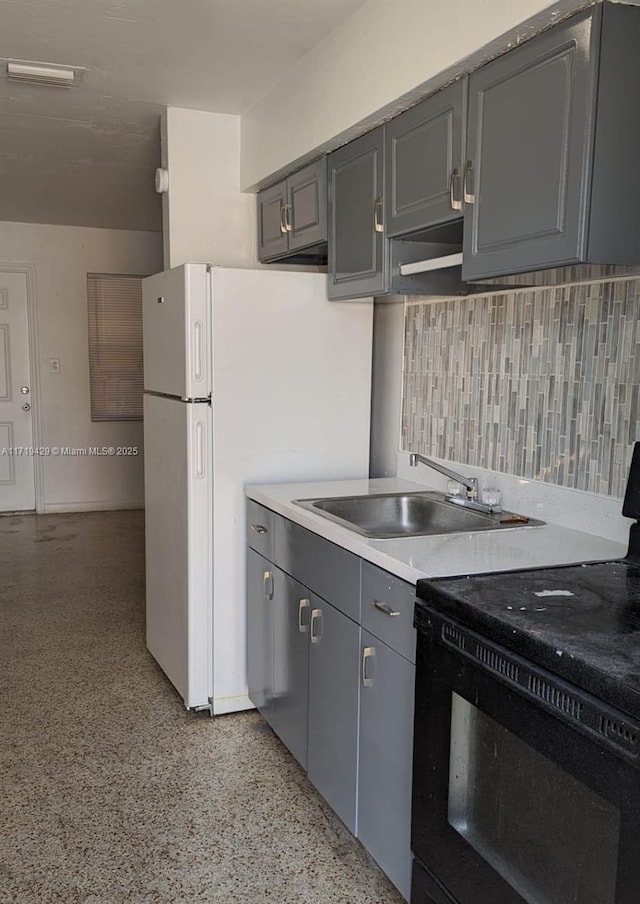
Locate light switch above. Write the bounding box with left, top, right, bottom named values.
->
left=50, top=358, right=61, bottom=374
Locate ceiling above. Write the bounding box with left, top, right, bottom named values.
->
left=0, top=0, right=365, bottom=232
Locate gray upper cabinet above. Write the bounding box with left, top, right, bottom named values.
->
left=463, top=2, right=640, bottom=281
left=257, top=181, right=289, bottom=262
left=328, top=125, right=468, bottom=299
left=287, top=159, right=327, bottom=253
left=385, top=80, right=466, bottom=238
left=328, top=127, right=388, bottom=300
left=257, top=157, right=327, bottom=263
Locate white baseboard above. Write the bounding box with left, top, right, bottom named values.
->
left=41, top=501, right=144, bottom=514
left=212, top=693, right=254, bottom=716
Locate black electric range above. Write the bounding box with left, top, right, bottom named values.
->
left=416, top=443, right=640, bottom=722
left=410, top=444, right=640, bottom=904
left=415, top=559, right=640, bottom=721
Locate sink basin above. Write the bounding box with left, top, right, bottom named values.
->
left=293, top=491, right=544, bottom=539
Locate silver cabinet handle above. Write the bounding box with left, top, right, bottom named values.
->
left=283, top=203, right=293, bottom=233
left=310, top=608, right=323, bottom=644
left=262, top=570, right=274, bottom=601
left=362, top=646, right=376, bottom=687
left=373, top=197, right=384, bottom=233
left=298, top=598, right=311, bottom=633
left=250, top=524, right=268, bottom=534
left=449, top=168, right=462, bottom=211
left=279, top=204, right=288, bottom=235
left=373, top=600, right=400, bottom=617
left=463, top=160, right=475, bottom=204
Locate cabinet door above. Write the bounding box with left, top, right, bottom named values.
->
left=257, top=180, right=288, bottom=261
left=462, top=8, right=600, bottom=280
left=308, top=596, right=360, bottom=833
left=269, top=573, right=310, bottom=769
left=328, top=127, right=388, bottom=299
left=247, top=549, right=275, bottom=715
left=287, top=158, right=327, bottom=252
left=358, top=631, right=415, bottom=901
left=385, top=80, right=465, bottom=238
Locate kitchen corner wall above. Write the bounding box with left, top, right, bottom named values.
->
left=402, top=276, right=640, bottom=499
left=162, top=108, right=257, bottom=269
left=0, top=221, right=162, bottom=512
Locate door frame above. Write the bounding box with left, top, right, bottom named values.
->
left=0, top=263, right=44, bottom=513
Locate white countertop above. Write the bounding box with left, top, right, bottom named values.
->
left=246, top=477, right=627, bottom=585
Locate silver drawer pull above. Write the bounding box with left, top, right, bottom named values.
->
left=263, top=571, right=274, bottom=601
left=362, top=646, right=376, bottom=687
left=251, top=523, right=268, bottom=534
left=298, top=598, right=311, bottom=633
left=373, top=600, right=400, bottom=617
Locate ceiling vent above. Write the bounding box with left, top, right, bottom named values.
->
left=4, top=60, right=85, bottom=87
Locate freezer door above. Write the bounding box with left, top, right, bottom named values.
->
left=144, top=393, right=212, bottom=709
left=142, top=263, right=211, bottom=399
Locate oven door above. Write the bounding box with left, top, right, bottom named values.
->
left=411, top=609, right=640, bottom=904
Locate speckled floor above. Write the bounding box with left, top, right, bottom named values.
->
left=0, top=511, right=403, bottom=904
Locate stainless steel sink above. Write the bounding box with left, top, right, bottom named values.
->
left=293, top=491, right=544, bottom=539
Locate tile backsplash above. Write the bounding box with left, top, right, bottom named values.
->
left=402, top=276, right=640, bottom=498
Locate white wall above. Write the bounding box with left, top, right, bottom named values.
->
left=162, top=108, right=257, bottom=269
left=0, top=221, right=162, bottom=512
left=369, top=299, right=404, bottom=478
left=241, top=0, right=589, bottom=188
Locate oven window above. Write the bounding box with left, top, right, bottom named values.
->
left=448, top=693, right=620, bottom=904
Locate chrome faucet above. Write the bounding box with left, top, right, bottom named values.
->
left=409, top=452, right=502, bottom=514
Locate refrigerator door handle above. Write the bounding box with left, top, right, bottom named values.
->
left=194, top=419, right=206, bottom=479
left=192, top=320, right=204, bottom=383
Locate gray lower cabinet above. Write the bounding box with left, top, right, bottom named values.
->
left=247, top=548, right=274, bottom=715
left=358, top=630, right=415, bottom=900
left=247, top=549, right=310, bottom=769
left=269, top=572, right=310, bottom=769
left=385, top=80, right=466, bottom=238
left=246, top=505, right=416, bottom=900
left=307, top=594, right=361, bottom=834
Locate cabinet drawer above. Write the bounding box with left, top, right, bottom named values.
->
left=246, top=500, right=275, bottom=560
left=275, top=518, right=361, bottom=622
left=361, top=562, right=416, bottom=663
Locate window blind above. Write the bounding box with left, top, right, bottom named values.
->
left=87, top=273, right=143, bottom=422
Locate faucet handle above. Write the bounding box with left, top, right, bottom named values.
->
left=466, top=478, right=479, bottom=501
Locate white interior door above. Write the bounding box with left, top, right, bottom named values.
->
left=0, top=271, right=35, bottom=512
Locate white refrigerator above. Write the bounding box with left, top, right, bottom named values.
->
left=142, top=263, right=372, bottom=714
